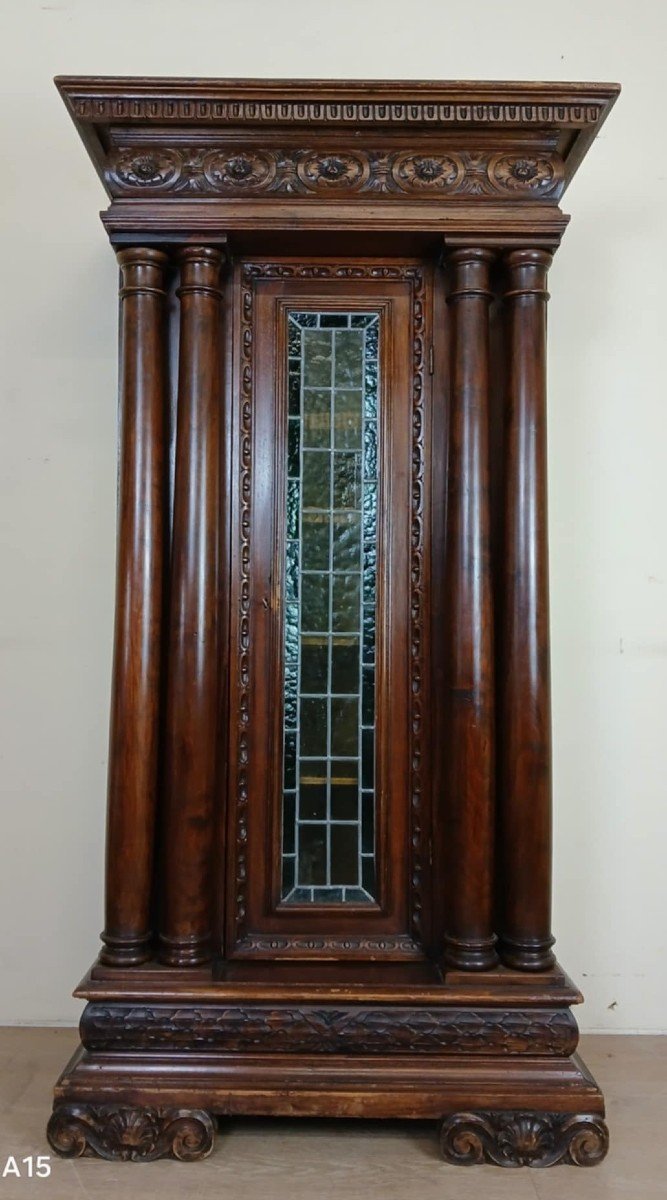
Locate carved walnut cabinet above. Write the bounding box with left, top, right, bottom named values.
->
left=48, top=76, right=619, bottom=1169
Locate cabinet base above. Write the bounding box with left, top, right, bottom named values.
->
left=48, top=962, right=608, bottom=1166
left=49, top=1043, right=607, bottom=1167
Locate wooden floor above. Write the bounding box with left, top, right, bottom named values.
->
left=0, top=1029, right=664, bottom=1197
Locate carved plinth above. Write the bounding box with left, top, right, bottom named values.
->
left=50, top=974, right=606, bottom=1169
left=439, top=1110, right=609, bottom=1168
left=47, top=1104, right=215, bottom=1162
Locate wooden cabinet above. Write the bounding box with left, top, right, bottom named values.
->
left=48, top=76, right=619, bottom=1168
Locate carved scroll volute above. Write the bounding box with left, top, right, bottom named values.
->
left=159, top=247, right=225, bottom=967
left=101, top=248, right=168, bottom=967
left=441, top=249, right=497, bottom=971
left=499, top=248, right=555, bottom=971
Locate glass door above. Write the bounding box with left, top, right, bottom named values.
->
left=225, top=261, right=433, bottom=960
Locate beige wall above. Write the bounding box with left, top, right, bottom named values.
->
left=0, top=0, right=665, bottom=1030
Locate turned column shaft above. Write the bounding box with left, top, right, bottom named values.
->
left=101, top=248, right=168, bottom=966
left=442, top=248, right=497, bottom=970
left=159, top=247, right=224, bottom=966
left=499, top=248, right=555, bottom=971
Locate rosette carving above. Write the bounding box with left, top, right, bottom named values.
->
left=47, top=1103, right=215, bottom=1162
left=112, top=149, right=181, bottom=190
left=106, top=146, right=566, bottom=199
left=439, top=1111, right=609, bottom=1168
left=296, top=152, right=368, bottom=190
left=203, top=149, right=276, bottom=191
left=391, top=152, right=464, bottom=191
left=488, top=153, right=563, bottom=196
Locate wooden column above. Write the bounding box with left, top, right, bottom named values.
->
left=442, top=248, right=497, bottom=971
left=159, top=247, right=224, bottom=967
left=101, top=248, right=168, bottom=966
left=499, top=248, right=555, bottom=971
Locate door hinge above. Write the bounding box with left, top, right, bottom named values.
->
left=428, top=343, right=434, bottom=375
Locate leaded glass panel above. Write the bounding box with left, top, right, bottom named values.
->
left=281, top=311, right=379, bottom=905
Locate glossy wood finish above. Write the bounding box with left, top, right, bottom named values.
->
left=52, top=1040, right=603, bottom=1120
left=499, top=249, right=555, bottom=971
left=442, top=248, right=497, bottom=971
left=101, top=248, right=167, bottom=967
left=51, top=77, right=618, bottom=1165
left=159, top=247, right=224, bottom=967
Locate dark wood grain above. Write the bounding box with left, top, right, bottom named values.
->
left=100, top=248, right=168, bottom=967
left=498, top=249, right=555, bottom=971
left=441, top=248, right=497, bottom=971
left=158, top=247, right=224, bottom=967
left=51, top=1039, right=604, bottom=1120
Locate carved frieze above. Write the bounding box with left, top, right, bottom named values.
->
left=58, top=77, right=620, bottom=218
left=106, top=147, right=565, bottom=199
left=80, top=1003, right=579, bottom=1056
left=232, top=933, right=423, bottom=957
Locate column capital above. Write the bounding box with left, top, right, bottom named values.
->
left=116, top=246, right=169, bottom=269
left=446, top=248, right=495, bottom=303
left=176, top=246, right=225, bottom=300
left=504, top=247, right=553, bottom=269
left=176, top=244, right=226, bottom=265
left=504, top=248, right=553, bottom=299
left=116, top=247, right=168, bottom=302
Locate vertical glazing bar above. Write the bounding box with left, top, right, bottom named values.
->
left=499, top=248, right=555, bottom=971
left=442, top=248, right=497, bottom=971
left=101, top=248, right=168, bottom=966
left=159, top=246, right=224, bottom=967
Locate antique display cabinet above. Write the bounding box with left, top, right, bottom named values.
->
left=48, top=76, right=619, bottom=1168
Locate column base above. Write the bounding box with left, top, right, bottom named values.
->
left=499, top=935, right=556, bottom=972
left=442, top=933, right=498, bottom=971
left=157, top=932, right=213, bottom=967
left=99, top=931, right=153, bottom=967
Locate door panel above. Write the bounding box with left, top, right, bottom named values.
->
left=226, top=260, right=433, bottom=959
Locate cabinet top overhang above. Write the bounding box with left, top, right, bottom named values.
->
left=55, top=76, right=619, bottom=241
